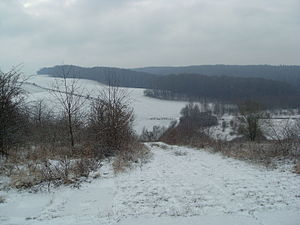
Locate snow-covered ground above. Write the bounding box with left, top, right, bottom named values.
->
left=262, top=117, right=300, bottom=140
left=24, top=75, right=188, bottom=134
left=3, top=74, right=296, bottom=225
left=1, top=143, right=299, bottom=225
left=24, top=75, right=300, bottom=140
left=206, top=115, right=241, bottom=141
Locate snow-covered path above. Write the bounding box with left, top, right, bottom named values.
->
left=1, top=143, right=300, bottom=225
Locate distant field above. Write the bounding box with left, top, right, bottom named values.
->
left=25, top=75, right=188, bottom=134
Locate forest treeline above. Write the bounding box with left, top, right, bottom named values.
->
left=38, top=65, right=155, bottom=88
left=134, top=65, right=300, bottom=88
left=144, top=74, right=300, bottom=108
left=38, top=65, right=300, bottom=108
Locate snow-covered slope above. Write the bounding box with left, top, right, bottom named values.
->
left=0, top=143, right=299, bottom=225
left=22, top=75, right=300, bottom=140
left=24, top=75, right=188, bottom=134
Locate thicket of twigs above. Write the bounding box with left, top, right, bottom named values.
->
left=0, top=67, right=148, bottom=189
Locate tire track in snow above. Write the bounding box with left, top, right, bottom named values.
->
left=109, top=143, right=300, bottom=221
left=6, top=142, right=298, bottom=225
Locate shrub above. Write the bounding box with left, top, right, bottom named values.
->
left=0, top=67, right=27, bottom=156
left=0, top=196, right=5, bottom=203
left=88, top=85, right=135, bottom=157
left=295, top=162, right=300, bottom=174
left=237, top=100, right=266, bottom=141
left=112, top=142, right=150, bottom=173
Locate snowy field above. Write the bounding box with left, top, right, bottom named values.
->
left=0, top=143, right=299, bottom=225
left=23, top=75, right=188, bottom=134
left=1, top=75, right=297, bottom=225
left=23, top=75, right=299, bottom=140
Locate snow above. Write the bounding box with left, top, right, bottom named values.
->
left=24, top=75, right=188, bottom=134
left=262, top=117, right=300, bottom=140
left=1, top=143, right=299, bottom=225
left=206, top=115, right=241, bottom=141
left=5, top=74, right=298, bottom=224
left=23, top=75, right=300, bottom=140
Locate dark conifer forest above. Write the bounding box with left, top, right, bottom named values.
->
left=38, top=65, right=300, bottom=108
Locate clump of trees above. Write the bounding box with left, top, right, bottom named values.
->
left=40, top=65, right=300, bottom=109
left=180, top=103, right=218, bottom=129
left=143, top=74, right=300, bottom=109
left=161, top=103, right=217, bottom=145
left=0, top=67, right=144, bottom=189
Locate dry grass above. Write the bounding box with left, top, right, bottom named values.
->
left=10, top=170, right=43, bottom=189
left=112, top=155, right=131, bottom=174
left=113, top=142, right=151, bottom=174
left=1, top=137, right=150, bottom=189
left=7, top=158, right=100, bottom=189
left=149, top=143, right=169, bottom=150
left=210, top=141, right=273, bottom=165
left=161, top=126, right=299, bottom=167
left=0, top=146, right=102, bottom=190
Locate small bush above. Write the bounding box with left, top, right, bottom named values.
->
left=174, top=150, right=187, bottom=156
left=237, top=100, right=266, bottom=141
left=73, top=158, right=101, bottom=178
left=0, top=196, right=5, bottom=203
left=295, top=162, right=300, bottom=174
left=113, top=142, right=150, bottom=173
left=2, top=147, right=102, bottom=190
left=87, top=85, right=135, bottom=158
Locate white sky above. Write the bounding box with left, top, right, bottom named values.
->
left=0, top=0, right=299, bottom=74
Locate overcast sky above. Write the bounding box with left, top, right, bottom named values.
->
left=0, top=0, right=299, bottom=74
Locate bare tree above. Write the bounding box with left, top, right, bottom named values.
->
left=0, top=66, right=26, bottom=155
left=88, top=81, right=134, bottom=157
left=28, top=99, right=58, bottom=148
left=265, top=117, right=300, bottom=155
left=238, top=100, right=266, bottom=141
left=30, top=99, right=50, bottom=126
left=50, top=66, right=86, bottom=150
